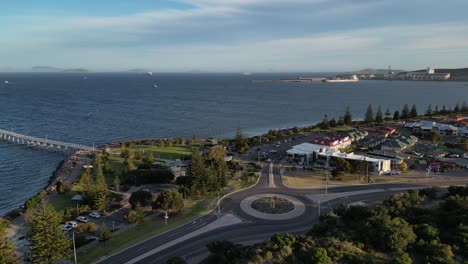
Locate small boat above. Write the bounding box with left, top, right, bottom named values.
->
left=4, top=80, right=8, bottom=84
left=153, top=84, right=158, bottom=88
left=83, top=77, right=87, bottom=80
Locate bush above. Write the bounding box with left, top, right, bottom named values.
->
left=76, top=222, right=98, bottom=234
left=75, top=235, right=96, bottom=248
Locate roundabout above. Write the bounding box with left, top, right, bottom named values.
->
left=240, top=193, right=306, bottom=220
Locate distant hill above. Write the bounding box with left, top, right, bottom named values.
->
left=32, top=66, right=62, bottom=72
left=354, top=68, right=405, bottom=75
left=62, top=68, right=89, bottom=73
left=32, top=66, right=90, bottom=73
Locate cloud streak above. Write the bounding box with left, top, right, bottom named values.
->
left=1, top=0, right=468, bottom=71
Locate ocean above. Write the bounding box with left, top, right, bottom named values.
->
left=0, top=72, right=467, bottom=214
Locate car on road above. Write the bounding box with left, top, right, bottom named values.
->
left=76, top=216, right=89, bottom=223
left=66, top=221, right=78, bottom=228
left=62, top=224, right=73, bottom=231
left=89, top=212, right=101, bottom=219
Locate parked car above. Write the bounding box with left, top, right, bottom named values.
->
left=89, top=212, right=101, bottom=219
left=76, top=216, right=89, bottom=223
left=62, top=224, right=73, bottom=231
left=66, top=221, right=78, bottom=228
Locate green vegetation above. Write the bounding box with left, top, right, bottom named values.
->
left=28, top=201, right=72, bottom=263
left=251, top=196, right=295, bottom=214
left=202, top=186, right=468, bottom=264
left=0, top=219, right=19, bottom=264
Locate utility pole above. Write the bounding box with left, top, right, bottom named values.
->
left=217, top=191, right=221, bottom=216
left=318, top=199, right=321, bottom=218
left=72, top=231, right=77, bottom=264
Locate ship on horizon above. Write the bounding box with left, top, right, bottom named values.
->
left=323, top=74, right=359, bottom=83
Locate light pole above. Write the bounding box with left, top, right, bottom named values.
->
left=318, top=199, right=321, bottom=218
left=72, top=231, right=77, bottom=264
left=164, top=211, right=169, bottom=225
left=217, top=191, right=221, bottom=216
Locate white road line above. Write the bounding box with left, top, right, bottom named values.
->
left=124, top=213, right=243, bottom=264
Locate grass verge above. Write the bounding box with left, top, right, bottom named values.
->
left=77, top=178, right=257, bottom=264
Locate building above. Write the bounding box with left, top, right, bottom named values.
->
left=366, top=152, right=405, bottom=169
left=392, top=67, right=450, bottom=81
left=405, top=120, right=459, bottom=136
left=316, top=151, right=391, bottom=174
left=286, top=143, right=329, bottom=165
left=380, top=135, right=418, bottom=152
left=312, top=134, right=352, bottom=150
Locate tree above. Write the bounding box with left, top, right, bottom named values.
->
left=152, top=189, right=184, bottom=212
left=113, top=176, right=120, bottom=193
left=398, top=162, right=408, bottom=172
left=124, top=203, right=146, bottom=224
left=385, top=108, right=392, bottom=121
left=320, top=115, right=330, bottom=129
left=401, top=104, right=410, bottom=119
left=375, top=106, right=383, bottom=124
left=146, top=152, right=155, bottom=164
left=454, top=102, right=460, bottom=113
left=462, top=101, right=467, bottom=113
left=98, top=224, right=111, bottom=242
left=79, top=168, right=93, bottom=201
left=234, top=128, right=249, bottom=153
left=0, top=219, right=19, bottom=264
left=188, top=148, right=206, bottom=182
left=425, top=104, right=433, bottom=116
left=309, top=247, right=333, bottom=264
left=390, top=253, right=413, bottom=264
left=393, top=111, right=400, bottom=121
left=93, top=165, right=109, bottom=211
left=365, top=104, right=374, bottom=124
left=129, top=190, right=152, bottom=208
left=29, top=202, right=72, bottom=263
left=343, top=106, right=352, bottom=125
left=410, top=104, right=418, bottom=118
left=365, top=214, right=416, bottom=252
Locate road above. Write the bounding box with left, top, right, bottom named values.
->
left=96, top=161, right=450, bottom=264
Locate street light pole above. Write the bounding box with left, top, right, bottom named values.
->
left=72, top=231, right=77, bottom=264
left=318, top=199, right=321, bottom=218
left=217, top=191, right=221, bottom=216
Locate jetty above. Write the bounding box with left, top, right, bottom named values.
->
left=0, top=129, right=99, bottom=152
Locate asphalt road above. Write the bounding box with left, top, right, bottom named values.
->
left=96, top=162, right=449, bottom=264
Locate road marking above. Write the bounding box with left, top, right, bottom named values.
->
left=306, top=189, right=386, bottom=203
left=268, top=164, right=276, bottom=188
left=124, top=214, right=243, bottom=264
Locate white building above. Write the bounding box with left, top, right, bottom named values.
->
left=395, top=67, right=450, bottom=80
left=286, top=143, right=329, bottom=165
left=317, top=151, right=392, bottom=174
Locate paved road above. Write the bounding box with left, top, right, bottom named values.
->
left=96, top=161, right=451, bottom=264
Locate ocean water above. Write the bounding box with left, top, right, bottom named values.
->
left=0, top=73, right=467, bottom=214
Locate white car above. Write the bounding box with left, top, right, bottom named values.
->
left=89, top=212, right=101, bottom=219
left=66, top=221, right=78, bottom=228
left=62, top=224, right=73, bottom=231
left=76, top=216, right=89, bottom=223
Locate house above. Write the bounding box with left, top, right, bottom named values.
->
left=312, top=134, right=352, bottom=150
left=405, top=120, right=459, bottom=136
left=356, top=136, right=387, bottom=150
left=380, top=135, right=418, bottom=152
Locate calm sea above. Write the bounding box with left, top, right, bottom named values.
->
left=0, top=73, right=467, bottom=214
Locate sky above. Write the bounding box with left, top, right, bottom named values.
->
left=1, top=0, right=468, bottom=72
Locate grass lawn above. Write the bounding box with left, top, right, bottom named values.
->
left=77, top=177, right=257, bottom=264
left=311, top=126, right=354, bottom=133
left=282, top=169, right=417, bottom=187
left=50, top=191, right=79, bottom=212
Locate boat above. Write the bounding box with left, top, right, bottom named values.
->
left=4, top=80, right=8, bottom=84
left=243, top=72, right=252, bottom=76
left=147, top=72, right=153, bottom=76
left=323, top=75, right=359, bottom=83
left=153, top=84, right=158, bottom=88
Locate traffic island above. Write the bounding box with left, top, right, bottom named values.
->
left=240, top=194, right=305, bottom=220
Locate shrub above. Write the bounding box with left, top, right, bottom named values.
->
left=76, top=222, right=98, bottom=233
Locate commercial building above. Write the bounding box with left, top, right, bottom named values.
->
left=391, top=67, right=450, bottom=80
left=316, top=151, right=391, bottom=174
left=312, top=134, right=352, bottom=150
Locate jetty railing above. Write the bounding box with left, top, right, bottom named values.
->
left=0, top=129, right=99, bottom=152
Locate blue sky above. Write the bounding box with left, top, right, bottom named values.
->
left=1, top=0, right=468, bottom=72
